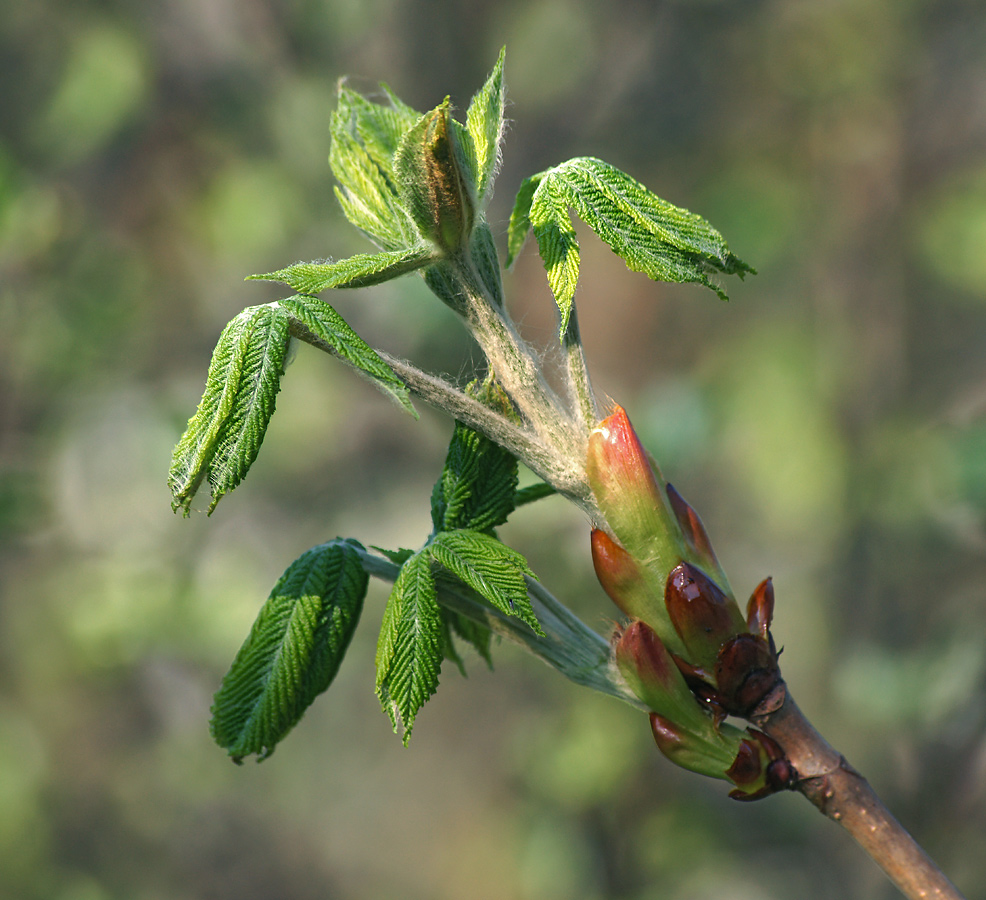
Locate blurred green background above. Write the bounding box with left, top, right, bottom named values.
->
left=2, top=0, right=986, bottom=897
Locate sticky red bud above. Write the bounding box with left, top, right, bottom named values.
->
left=615, top=621, right=722, bottom=744
left=727, top=730, right=796, bottom=801
left=590, top=530, right=679, bottom=647
left=591, top=528, right=645, bottom=619
left=615, top=620, right=680, bottom=698
left=664, top=562, right=747, bottom=670
left=586, top=407, right=683, bottom=582
left=649, top=712, right=687, bottom=754
left=725, top=736, right=764, bottom=787
left=746, top=577, right=775, bottom=641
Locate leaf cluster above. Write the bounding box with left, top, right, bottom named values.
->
left=169, top=295, right=414, bottom=515
left=375, top=382, right=545, bottom=744
left=176, top=48, right=755, bottom=763
left=508, top=156, right=755, bottom=338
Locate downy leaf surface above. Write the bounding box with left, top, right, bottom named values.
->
left=210, top=539, right=368, bottom=762
left=247, top=245, right=436, bottom=294
left=429, top=530, right=542, bottom=634
left=465, top=47, right=506, bottom=204
left=508, top=156, right=754, bottom=337
left=170, top=303, right=290, bottom=514
left=330, top=89, right=421, bottom=251
left=276, top=294, right=416, bottom=416
left=430, top=403, right=519, bottom=534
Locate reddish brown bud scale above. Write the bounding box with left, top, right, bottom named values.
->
left=725, top=737, right=764, bottom=787
left=649, top=712, right=686, bottom=754
left=670, top=653, right=728, bottom=726
left=664, top=562, right=747, bottom=670
left=666, top=483, right=719, bottom=569
left=714, top=633, right=781, bottom=717
left=617, top=620, right=678, bottom=690
left=590, top=528, right=641, bottom=618
left=746, top=577, right=775, bottom=641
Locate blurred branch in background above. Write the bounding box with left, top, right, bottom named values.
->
left=2, top=1, right=986, bottom=899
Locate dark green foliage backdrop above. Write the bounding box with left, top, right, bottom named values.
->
left=2, top=1, right=985, bottom=898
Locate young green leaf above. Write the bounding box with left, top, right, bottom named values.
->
left=444, top=608, right=494, bottom=669
left=465, top=46, right=506, bottom=204
left=506, top=173, right=541, bottom=268
left=170, top=303, right=290, bottom=515
left=330, top=102, right=420, bottom=251
left=513, top=482, right=557, bottom=508
left=428, top=530, right=542, bottom=634
left=248, top=246, right=436, bottom=294
left=430, top=420, right=518, bottom=535
left=210, top=539, right=368, bottom=762
left=430, top=383, right=519, bottom=534
left=276, top=294, right=416, bottom=417
left=375, top=550, right=444, bottom=745
left=371, top=546, right=416, bottom=566
left=529, top=177, right=580, bottom=337
left=508, top=156, right=754, bottom=337
left=469, top=221, right=505, bottom=307
left=440, top=610, right=468, bottom=676
left=337, top=82, right=419, bottom=181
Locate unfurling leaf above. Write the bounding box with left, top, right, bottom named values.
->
left=248, top=245, right=436, bottom=293
left=210, top=539, right=368, bottom=762
left=170, top=303, right=290, bottom=514
left=375, top=550, right=444, bottom=745
left=277, top=294, right=416, bottom=416
left=394, top=99, right=477, bottom=254
left=430, top=385, right=519, bottom=534
left=444, top=608, right=493, bottom=669
left=508, top=156, right=754, bottom=338
left=429, top=530, right=542, bottom=634
left=330, top=86, right=421, bottom=251
left=465, top=47, right=506, bottom=205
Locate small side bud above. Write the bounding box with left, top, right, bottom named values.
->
left=591, top=529, right=684, bottom=654
left=664, top=562, right=747, bottom=671
left=746, top=577, right=775, bottom=642
left=727, top=730, right=796, bottom=801
left=586, top=406, right=684, bottom=584
left=666, top=483, right=722, bottom=577
left=714, top=633, right=782, bottom=717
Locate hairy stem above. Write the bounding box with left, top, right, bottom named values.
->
left=754, top=689, right=966, bottom=900
left=450, top=252, right=587, bottom=462
left=376, top=350, right=598, bottom=515
left=562, top=305, right=599, bottom=430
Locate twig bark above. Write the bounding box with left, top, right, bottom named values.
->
left=754, top=689, right=966, bottom=900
